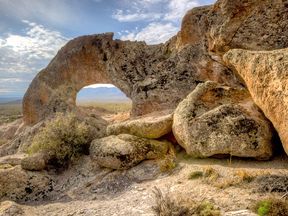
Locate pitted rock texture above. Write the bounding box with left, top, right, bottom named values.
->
left=23, top=33, right=240, bottom=125
left=107, top=110, right=173, bottom=139
left=173, top=81, right=273, bottom=159
left=176, top=0, right=288, bottom=54
left=0, top=166, right=54, bottom=202
left=90, top=134, right=170, bottom=170
left=224, top=48, right=288, bottom=156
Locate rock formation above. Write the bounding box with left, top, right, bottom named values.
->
left=0, top=166, right=54, bottom=202
left=90, top=134, right=170, bottom=169
left=1, top=0, right=288, bottom=214
left=107, top=110, right=173, bottom=139
left=173, top=81, right=273, bottom=159
left=224, top=48, right=288, bottom=155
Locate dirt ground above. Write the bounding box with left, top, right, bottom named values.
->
left=1, top=152, right=287, bottom=216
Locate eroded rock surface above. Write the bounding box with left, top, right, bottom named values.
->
left=173, top=81, right=273, bottom=159
left=224, top=48, right=288, bottom=155
left=107, top=110, right=173, bottom=139
left=90, top=134, right=170, bottom=169
left=0, top=166, right=54, bottom=202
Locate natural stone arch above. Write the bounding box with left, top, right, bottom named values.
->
left=23, top=32, right=241, bottom=125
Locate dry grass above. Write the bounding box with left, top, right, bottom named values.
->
left=152, top=187, right=221, bottom=216
left=78, top=102, right=132, bottom=113
left=189, top=167, right=271, bottom=189
left=158, top=145, right=177, bottom=172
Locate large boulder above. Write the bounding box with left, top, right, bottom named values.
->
left=172, top=81, right=273, bottom=159
left=90, top=134, right=170, bottom=169
left=224, top=48, right=288, bottom=156
left=107, top=110, right=173, bottom=139
left=0, top=165, right=54, bottom=202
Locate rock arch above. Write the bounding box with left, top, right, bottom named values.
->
left=23, top=32, right=240, bottom=125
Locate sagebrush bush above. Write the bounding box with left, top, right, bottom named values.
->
left=28, top=112, right=91, bottom=166
left=254, top=198, right=288, bottom=216
left=152, top=187, right=221, bottom=216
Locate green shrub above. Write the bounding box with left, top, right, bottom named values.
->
left=196, top=201, right=221, bottom=216
left=255, top=198, right=288, bottom=216
left=188, top=171, right=204, bottom=180
left=28, top=112, right=91, bottom=166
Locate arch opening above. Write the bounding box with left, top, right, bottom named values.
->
left=76, top=84, right=132, bottom=123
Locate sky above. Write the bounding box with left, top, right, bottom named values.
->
left=0, top=0, right=215, bottom=98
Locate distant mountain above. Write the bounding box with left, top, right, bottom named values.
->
left=0, top=97, right=22, bottom=104
left=76, top=87, right=130, bottom=103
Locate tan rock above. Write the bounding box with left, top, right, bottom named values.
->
left=21, top=153, right=47, bottom=171
left=90, top=134, right=170, bottom=169
left=173, top=81, right=273, bottom=159
left=224, top=48, right=288, bottom=155
left=0, top=154, right=26, bottom=166
left=0, top=201, right=24, bottom=216
left=107, top=110, right=173, bottom=139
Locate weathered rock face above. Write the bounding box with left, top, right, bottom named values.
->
left=90, top=134, right=170, bottom=169
left=107, top=110, right=173, bottom=139
left=176, top=0, right=288, bottom=53
left=0, top=166, right=54, bottom=202
left=173, top=81, right=273, bottom=159
left=23, top=0, right=288, bottom=126
left=23, top=34, right=240, bottom=125
left=224, top=48, right=288, bottom=155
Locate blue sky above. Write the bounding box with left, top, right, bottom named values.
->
left=0, top=0, right=215, bottom=97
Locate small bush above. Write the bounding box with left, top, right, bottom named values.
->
left=28, top=112, right=91, bottom=166
left=203, top=167, right=220, bottom=181
left=196, top=201, right=221, bottom=216
left=254, top=198, right=288, bottom=216
left=255, top=175, right=288, bottom=193
left=152, top=187, right=221, bottom=216
left=188, top=171, right=204, bottom=180
left=158, top=145, right=177, bottom=172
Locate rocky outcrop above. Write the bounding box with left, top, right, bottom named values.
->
left=23, top=33, right=240, bottom=125
left=173, top=81, right=273, bottom=159
left=176, top=1, right=288, bottom=53
left=90, top=134, right=170, bottom=169
left=224, top=48, right=288, bottom=155
left=22, top=0, right=288, bottom=126
left=0, top=166, right=54, bottom=202
left=107, top=110, right=173, bottom=139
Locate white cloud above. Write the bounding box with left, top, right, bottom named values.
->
left=84, top=84, right=116, bottom=88
left=0, top=20, right=68, bottom=74
left=0, top=20, right=68, bottom=95
left=112, top=9, right=162, bottom=22
left=121, top=22, right=178, bottom=44
left=114, top=0, right=201, bottom=44
left=164, top=0, right=200, bottom=21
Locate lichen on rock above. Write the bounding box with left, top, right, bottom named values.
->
left=173, top=81, right=273, bottom=159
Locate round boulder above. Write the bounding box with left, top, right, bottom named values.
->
left=173, top=81, right=273, bottom=159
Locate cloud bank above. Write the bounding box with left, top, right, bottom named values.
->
left=114, top=0, right=201, bottom=44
